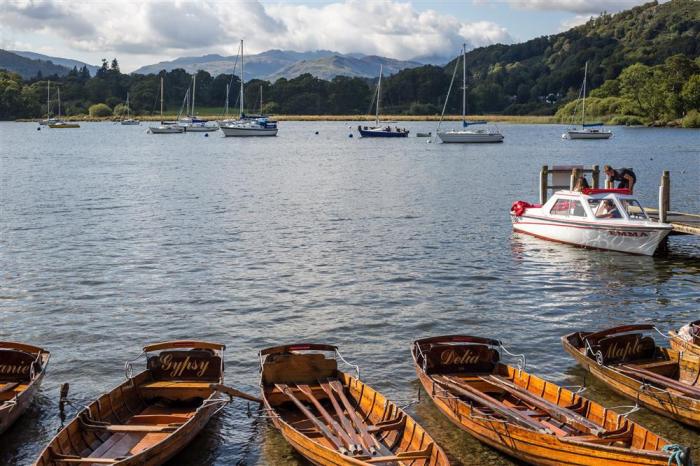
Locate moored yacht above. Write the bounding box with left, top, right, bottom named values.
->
left=510, top=188, right=671, bottom=255
left=149, top=77, right=184, bottom=134
left=436, top=44, right=502, bottom=143
left=562, top=62, right=612, bottom=140
left=357, top=65, right=408, bottom=138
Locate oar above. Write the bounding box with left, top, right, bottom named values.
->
left=210, top=383, right=262, bottom=403
left=275, top=384, right=348, bottom=455
left=327, top=379, right=380, bottom=454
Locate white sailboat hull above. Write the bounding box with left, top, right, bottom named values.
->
left=120, top=120, right=140, bottom=125
left=563, top=130, right=612, bottom=139
left=438, top=130, right=504, bottom=143
left=220, top=126, right=277, bottom=137
left=149, top=125, right=184, bottom=134
left=511, top=214, right=670, bottom=256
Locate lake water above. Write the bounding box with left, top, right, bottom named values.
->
left=0, top=121, right=698, bottom=465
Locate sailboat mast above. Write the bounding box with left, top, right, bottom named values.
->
left=57, top=87, right=61, bottom=119
left=160, top=77, right=164, bottom=122
left=225, top=83, right=230, bottom=117
left=47, top=80, right=51, bottom=118
left=192, top=74, right=197, bottom=116
left=260, top=85, right=263, bottom=114
left=376, top=64, right=382, bottom=126
left=582, top=61, right=587, bottom=128
left=462, top=43, right=466, bottom=122
left=126, top=92, right=130, bottom=119
left=239, top=39, right=244, bottom=119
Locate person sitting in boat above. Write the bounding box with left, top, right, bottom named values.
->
left=604, top=165, right=636, bottom=193
left=574, top=176, right=590, bottom=192
left=595, top=199, right=622, bottom=219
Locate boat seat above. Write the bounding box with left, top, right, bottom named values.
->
left=0, top=382, right=20, bottom=393
left=138, top=380, right=212, bottom=400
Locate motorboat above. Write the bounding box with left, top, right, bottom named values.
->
left=562, top=62, right=612, bottom=140
left=220, top=117, right=277, bottom=137
left=436, top=44, right=503, bottom=143
left=510, top=188, right=672, bottom=255
left=356, top=65, right=409, bottom=138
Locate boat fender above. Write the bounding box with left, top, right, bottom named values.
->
left=511, top=201, right=541, bottom=216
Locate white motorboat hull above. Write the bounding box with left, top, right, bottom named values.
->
left=511, top=214, right=671, bottom=256
left=438, top=131, right=503, bottom=143
left=563, top=130, right=612, bottom=139
left=149, top=125, right=184, bottom=134
left=220, top=126, right=277, bottom=137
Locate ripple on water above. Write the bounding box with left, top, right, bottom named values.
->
left=0, top=122, right=698, bottom=464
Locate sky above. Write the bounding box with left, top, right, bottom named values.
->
left=0, top=0, right=652, bottom=72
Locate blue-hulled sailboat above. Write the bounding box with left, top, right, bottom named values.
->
left=357, top=65, right=409, bottom=138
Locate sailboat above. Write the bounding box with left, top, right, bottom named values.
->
left=220, top=40, right=278, bottom=137
left=39, top=80, right=57, bottom=126
left=48, top=87, right=80, bottom=128
left=120, top=92, right=140, bottom=125
left=149, top=77, right=184, bottom=134
left=562, top=61, right=612, bottom=140
left=178, top=74, right=217, bottom=132
left=436, top=44, right=502, bottom=143
left=357, top=65, right=408, bottom=137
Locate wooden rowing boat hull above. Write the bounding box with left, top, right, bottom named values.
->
left=669, top=331, right=700, bottom=357
left=412, top=339, right=682, bottom=466
left=34, top=371, right=227, bottom=465
left=562, top=334, right=700, bottom=428
left=0, top=343, right=50, bottom=435
left=264, top=371, right=449, bottom=466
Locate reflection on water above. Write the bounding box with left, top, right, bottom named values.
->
left=0, top=121, right=698, bottom=465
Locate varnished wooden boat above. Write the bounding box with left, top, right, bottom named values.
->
left=413, top=335, right=692, bottom=466
left=260, top=343, right=450, bottom=465
left=35, top=340, right=254, bottom=465
left=562, top=324, right=700, bottom=428
left=669, top=320, right=700, bottom=356
left=0, top=341, right=50, bottom=435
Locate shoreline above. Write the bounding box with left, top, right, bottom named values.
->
left=16, top=114, right=556, bottom=124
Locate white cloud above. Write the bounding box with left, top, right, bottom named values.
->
left=0, top=0, right=512, bottom=71
left=558, top=14, right=593, bottom=31
left=511, top=0, right=643, bottom=14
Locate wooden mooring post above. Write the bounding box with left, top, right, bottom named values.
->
left=659, top=170, right=670, bottom=223
left=539, top=164, right=599, bottom=204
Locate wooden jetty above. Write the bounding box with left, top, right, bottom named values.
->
left=539, top=166, right=700, bottom=236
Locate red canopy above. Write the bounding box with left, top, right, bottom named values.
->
left=582, top=188, right=631, bottom=195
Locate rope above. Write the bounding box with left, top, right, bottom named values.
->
left=662, top=444, right=686, bottom=466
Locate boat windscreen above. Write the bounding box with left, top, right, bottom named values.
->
left=588, top=199, right=622, bottom=219
left=620, top=199, right=648, bottom=220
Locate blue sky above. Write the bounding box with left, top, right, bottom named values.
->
left=0, top=0, right=649, bottom=72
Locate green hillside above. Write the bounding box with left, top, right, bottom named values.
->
left=422, top=0, right=700, bottom=115
left=0, top=50, right=72, bottom=79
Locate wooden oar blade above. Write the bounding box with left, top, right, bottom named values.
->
left=210, top=383, right=262, bottom=403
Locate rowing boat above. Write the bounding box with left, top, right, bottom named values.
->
left=669, top=320, right=700, bottom=356
left=35, top=340, right=256, bottom=465
left=260, top=343, right=450, bottom=465
left=413, top=335, right=692, bottom=466
left=562, top=324, right=700, bottom=428
left=0, top=342, right=50, bottom=435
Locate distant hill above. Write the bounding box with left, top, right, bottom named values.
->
left=0, top=50, right=73, bottom=79
left=267, top=55, right=422, bottom=81
left=430, top=0, right=700, bottom=114
left=133, top=49, right=422, bottom=80
left=10, top=51, right=99, bottom=76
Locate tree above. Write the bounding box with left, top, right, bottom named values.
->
left=681, top=74, right=700, bottom=114
left=110, top=58, right=120, bottom=73
left=88, top=103, right=112, bottom=117
left=618, top=63, right=668, bottom=120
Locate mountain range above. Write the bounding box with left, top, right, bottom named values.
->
left=132, top=49, right=424, bottom=80
left=1, top=47, right=430, bottom=81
